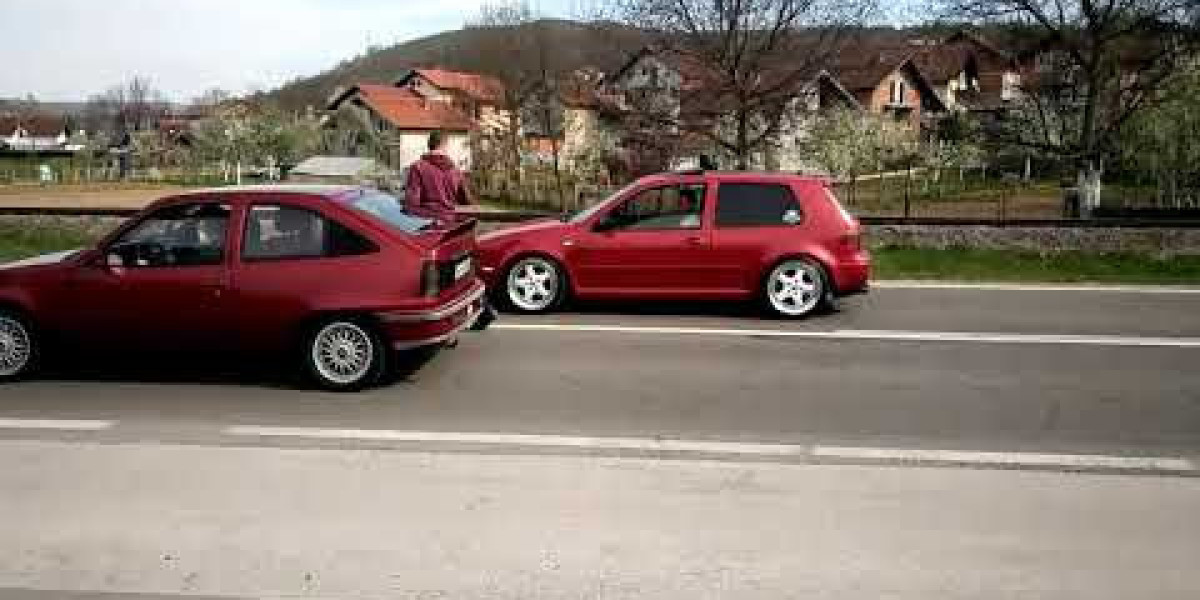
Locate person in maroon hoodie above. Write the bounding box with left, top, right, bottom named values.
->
left=404, top=130, right=495, bottom=331
left=404, top=131, right=473, bottom=223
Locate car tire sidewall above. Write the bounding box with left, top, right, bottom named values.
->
left=501, top=256, right=567, bottom=314
left=762, top=258, right=828, bottom=319
left=303, top=317, right=387, bottom=392
left=0, top=309, right=37, bottom=382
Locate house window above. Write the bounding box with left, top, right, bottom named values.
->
left=890, top=79, right=907, bottom=105
left=1001, top=72, right=1021, bottom=101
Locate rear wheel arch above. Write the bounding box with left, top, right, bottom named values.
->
left=760, top=253, right=833, bottom=290
left=296, top=310, right=389, bottom=392
left=759, top=253, right=837, bottom=317
left=294, top=309, right=384, bottom=345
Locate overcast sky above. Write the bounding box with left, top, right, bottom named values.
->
left=1, top=0, right=578, bottom=103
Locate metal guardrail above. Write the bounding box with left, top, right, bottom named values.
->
left=0, top=207, right=139, bottom=217
left=858, top=216, right=1200, bottom=228
left=2, top=207, right=1200, bottom=229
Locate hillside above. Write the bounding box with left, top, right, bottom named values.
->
left=263, top=19, right=649, bottom=110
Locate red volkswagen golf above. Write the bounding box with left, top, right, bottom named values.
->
left=477, top=171, right=869, bottom=318
left=0, top=185, right=486, bottom=391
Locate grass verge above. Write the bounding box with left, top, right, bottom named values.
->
left=872, top=246, right=1200, bottom=284
left=1, top=223, right=1196, bottom=286
left=0, top=222, right=100, bottom=262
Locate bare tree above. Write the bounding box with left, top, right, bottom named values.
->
left=90, top=77, right=170, bottom=137
left=944, top=0, right=1200, bottom=214
left=604, top=0, right=876, bottom=170
left=461, top=1, right=571, bottom=204
left=189, top=88, right=233, bottom=113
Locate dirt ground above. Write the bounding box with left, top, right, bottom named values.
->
left=0, top=184, right=191, bottom=210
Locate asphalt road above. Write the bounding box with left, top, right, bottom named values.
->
left=1, top=283, right=1198, bottom=598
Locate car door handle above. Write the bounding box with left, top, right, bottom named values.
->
left=684, top=236, right=704, bottom=246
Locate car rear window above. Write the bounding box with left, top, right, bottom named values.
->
left=715, top=183, right=802, bottom=227
left=243, top=205, right=378, bottom=261
left=345, top=189, right=432, bottom=234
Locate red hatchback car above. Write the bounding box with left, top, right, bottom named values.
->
left=478, top=171, right=869, bottom=317
left=0, top=185, right=485, bottom=390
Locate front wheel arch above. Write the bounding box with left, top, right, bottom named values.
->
left=495, top=253, right=572, bottom=312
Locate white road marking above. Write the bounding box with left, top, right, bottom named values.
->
left=813, top=446, right=1196, bottom=472
left=492, top=323, right=1200, bottom=348
left=0, top=418, right=114, bottom=431
left=225, top=426, right=808, bottom=457
left=874, top=280, right=1200, bottom=294
left=225, top=427, right=1197, bottom=474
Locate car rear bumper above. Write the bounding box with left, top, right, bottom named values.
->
left=832, top=254, right=871, bottom=296
left=376, top=281, right=487, bottom=350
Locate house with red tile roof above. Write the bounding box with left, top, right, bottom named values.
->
left=0, top=114, right=75, bottom=152
left=600, top=45, right=867, bottom=171
left=395, top=68, right=511, bottom=135
left=908, top=31, right=1024, bottom=115
left=325, top=83, right=476, bottom=171
left=829, top=41, right=948, bottom=129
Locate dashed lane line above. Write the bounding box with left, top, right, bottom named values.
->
left=224, top=426, right=1197, bottom=475
left=811, top=446, right=1196, bottom=473
left=0, top=418, right=114, bottom=431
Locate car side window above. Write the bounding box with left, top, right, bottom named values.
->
left=113, top=202, right=230, bottom=267
left=242, top=205, right=377, bottom=261
left=715, top=183, right=803, bottom=228
left=603, top=184, right=706, bottom=231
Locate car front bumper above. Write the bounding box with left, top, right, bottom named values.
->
left=376, top=281, right=488, bottom=350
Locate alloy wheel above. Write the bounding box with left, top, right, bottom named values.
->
left=766, top=260, right=824, bottom=317
left=311, top=321, right=375, bottom=386
left=506, top=257, right=560, bottom=312
left=0, top=315, right=32, bottom=378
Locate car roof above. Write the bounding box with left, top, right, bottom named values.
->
left=639, top=171, right=829, bottom=186
left=166, top=184, right=361, bottom=198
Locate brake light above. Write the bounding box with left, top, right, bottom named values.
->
left=421, top=259, right=440, bottom=297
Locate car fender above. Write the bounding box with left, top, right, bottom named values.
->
left=497, top=248, right=573, bottom=292
left=760, top=247, right=838, bottom=290
left=0, top=288, right=38, bottom=320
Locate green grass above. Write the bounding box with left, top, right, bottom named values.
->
left=872, top=246, right=1200, bottom=284
left=0, top=222, right=100, bottom=262
left=1, top=221, right=1197, bottom=285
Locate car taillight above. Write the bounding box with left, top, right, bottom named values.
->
left=421, top=260, right=440, bottom=297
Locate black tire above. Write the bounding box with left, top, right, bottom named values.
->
left=0, top=308, right=37, bottom=382
left=761, top=258, right=830, bottom=319
left=499, top=255, right=568, bottom=314
left=302, top=317, right=388, bottom=392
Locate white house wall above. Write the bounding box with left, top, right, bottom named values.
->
left=393, top=131, right=472, bottom=172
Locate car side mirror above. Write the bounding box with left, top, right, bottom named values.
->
left=592, top=216, right=618, bottom=233
left=105, top=241, right=166, bottom=268
left=782, top=209, right=803, bottom=225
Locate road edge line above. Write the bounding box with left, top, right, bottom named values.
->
left=0, top=418, right=114, bottom=431
left=873, top=281, right=1200, bottom=294
left=491, top=323, right=1200, bottom=348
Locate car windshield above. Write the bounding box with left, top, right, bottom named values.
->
left=566, top=182, right=639, bottom=224
left=345, top=189, right=432, bottom=234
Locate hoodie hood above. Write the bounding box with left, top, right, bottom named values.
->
left=421, top=153, right=458, bottom=171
